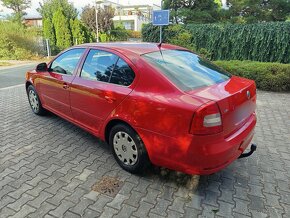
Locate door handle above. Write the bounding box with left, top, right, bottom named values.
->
left=63, top=83, right=69, bottom=89
left=104, top=96, right=116, bottom=103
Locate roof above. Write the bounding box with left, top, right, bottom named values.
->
left=78, top=42, right=186, bottom=55
left=23, top=16, right=42, bottom=20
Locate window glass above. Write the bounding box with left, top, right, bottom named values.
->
left=143, top=50, right=231, bottom=91
left=81, top=50, right=118, bottom=82
left=110, top=58, right=135, bottom=86
left=50, top=49, right=85, bottom=75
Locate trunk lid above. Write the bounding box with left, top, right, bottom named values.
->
left=186, top=76, right=256, bottom=137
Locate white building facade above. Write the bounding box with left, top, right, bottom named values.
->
left=101, top=0, right=161, bottom=31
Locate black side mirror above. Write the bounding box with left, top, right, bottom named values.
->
left=36, top=63, right=48, bottom=72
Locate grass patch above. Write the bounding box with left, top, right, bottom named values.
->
left=0, top=61, right=12, bottom=66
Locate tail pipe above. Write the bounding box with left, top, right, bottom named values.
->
left=239, top=144, right=257, bottom=159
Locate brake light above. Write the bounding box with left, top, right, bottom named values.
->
left=190, top=101, right=223, bottom=135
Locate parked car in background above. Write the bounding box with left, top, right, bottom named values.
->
left=25, top=43, right=257, bottom=175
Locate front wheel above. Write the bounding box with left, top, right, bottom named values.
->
left=27, top=85, right=47, bottom=115
left=109, top=124, right=150, bottom=174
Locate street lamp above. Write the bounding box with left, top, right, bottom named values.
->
left=95, top=0, right=104, bottom=43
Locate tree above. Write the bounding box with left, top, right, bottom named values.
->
left=43, top=18, right=56, bottom=51
left=81, top=5, right=115, bottom=34
left=0, top=0, right=31, bottom=22
left=38, top=0, right=88, bottom=52
left=162, top=0, right=221, bottom=24
left=70, top=19, right=93, bottom=45
left=52, top=9, right=72, bottom=50
left=38, top=0, right=77, bottom=21
left=226, top=0, right=290, bottom=23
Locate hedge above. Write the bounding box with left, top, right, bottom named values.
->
left=214, top=60, right=290, bottom=92
left=142, top=22, right=290, bottom=63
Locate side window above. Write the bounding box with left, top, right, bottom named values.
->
left=81, top=49, right=118, bottom=82
left=110, top=58, right=135, bottom=86
left=50, top=48, right=85, bottom=75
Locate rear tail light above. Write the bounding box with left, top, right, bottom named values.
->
left=190, top=101, right=223, bottom=135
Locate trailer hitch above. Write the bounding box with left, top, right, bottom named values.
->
left=239, top=144, right=257, bottom=159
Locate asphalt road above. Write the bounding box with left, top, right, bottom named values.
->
left=0, top=63, right=36, bottom=89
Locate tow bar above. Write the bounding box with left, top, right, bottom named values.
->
left=239, top=144, right=257, bottom=159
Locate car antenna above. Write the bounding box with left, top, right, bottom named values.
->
left=157, top=41, right=165, bottom=62
left=158, top=41, right=162, bottom=49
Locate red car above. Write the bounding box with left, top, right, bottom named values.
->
left=25, top=43, right=257, bottom=175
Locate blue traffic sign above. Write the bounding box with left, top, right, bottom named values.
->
left=152, top=10, right=169, bottom=26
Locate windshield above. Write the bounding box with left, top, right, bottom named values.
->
left=142, top=50, right=231, bottom=91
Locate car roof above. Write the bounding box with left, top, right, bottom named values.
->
left=76, top=42, right=186, bottom=55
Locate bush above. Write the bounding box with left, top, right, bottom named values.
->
left=127, top=30, right=141, bottom=38
left=110, top=26, right=129, bottom=41
left=0, top=21, right=43, bottom=60
left=142, top=24, right=196, bottom=51
left=214, top=60, right=290, bottom=92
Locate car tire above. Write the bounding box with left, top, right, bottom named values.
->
left=109, top=124, right=150, bottom=174
left=27, top=85, right=47, bottom=115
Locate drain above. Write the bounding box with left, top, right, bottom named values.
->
left=92, top=176, right=124, bottom=197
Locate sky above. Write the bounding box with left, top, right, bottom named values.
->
left=0, top=0, right=162, bottom=17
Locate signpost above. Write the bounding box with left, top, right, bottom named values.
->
left=152, top=10, right=169, bottom=44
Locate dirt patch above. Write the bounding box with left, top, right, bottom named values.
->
left=92, top=176, right=124, bottom=197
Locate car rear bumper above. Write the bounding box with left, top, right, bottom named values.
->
left=136, top=113, right=257, bottom=175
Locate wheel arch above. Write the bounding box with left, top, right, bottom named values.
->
left=104, top=119, right=134, bottom=144
left=25, top=81, right=33, bottom=90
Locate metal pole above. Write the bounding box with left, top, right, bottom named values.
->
left=46, top=39, right=50, bottom=58
left=160, top=0, right=163, bottom=44
left=95, top=5, right=99, bottom=43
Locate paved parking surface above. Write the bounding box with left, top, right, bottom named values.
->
left=0, top=86, right=289, bottom=218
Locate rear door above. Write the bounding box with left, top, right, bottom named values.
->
left=70, top=49, right=136, bottom=134
left=39, top=48, right=86, bottom=118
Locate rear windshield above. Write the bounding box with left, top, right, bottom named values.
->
left=142, top=50, right=231, bottom=91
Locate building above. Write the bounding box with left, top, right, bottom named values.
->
left=23, top=16, right=43, bottom=27
left=101, top=0, right=161, bottom=31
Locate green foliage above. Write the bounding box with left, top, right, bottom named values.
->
left=141, top=23, right=160, bottom=42
left=162, top=0, right=221, bottom=24
left=127, top=30, right=141, bottom=38
left=186, top=22, right=290, bottom=63
left=100, top=33, right=109, bottom=42
left=110, top=26, right=130, bottom=41
left=52, top=9, right=72, bottom=50
left=162, top=0, right=290, bottom=24
left=214, top=60, right=290, bottom=92
left=142, top=22, right=290, bottom=63
left=70, top=19, right=93, bottom=45
left=165, top=25, right=195, bottom=50
left=43, top=18, right=56, bottom=52
left=0, top=21, right=42, bottom=59
left=38, top=0, right=77, bottom=21
left=40, top=0, right=92, bottom=52
left=226, top=0, right=290, bottom=23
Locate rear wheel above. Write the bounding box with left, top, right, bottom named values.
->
left=109, top=124, right=150, bottom=174
left=27, top=85, right=46, bottom=115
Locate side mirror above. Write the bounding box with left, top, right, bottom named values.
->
left=36, top=63, right=48, bottom=72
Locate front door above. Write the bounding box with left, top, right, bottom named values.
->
left=39, top=48, right=85, bottom=118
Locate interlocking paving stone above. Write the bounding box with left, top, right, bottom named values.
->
left=1, top=86, right=290, bottom=217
